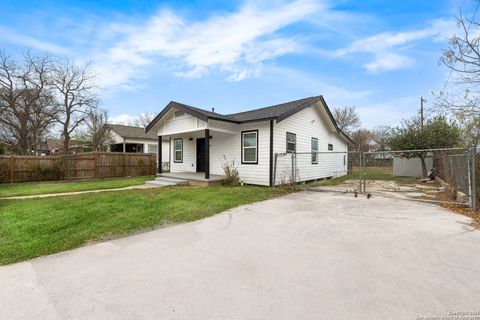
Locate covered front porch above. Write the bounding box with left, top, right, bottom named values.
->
left=157, top=128, right=212, bottom=179
left=157, top=127, right=235, bottom=181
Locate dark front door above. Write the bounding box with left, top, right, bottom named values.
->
left=196, top=138, right=206, bottom=172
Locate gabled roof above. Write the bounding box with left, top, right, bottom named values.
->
left=145, top=96, right=353, bottom=143
left=228, top=96, right=321, bottom=122
left=106, top=124, right=158, bottom=140
left=38, top=139, right=85, bottom=151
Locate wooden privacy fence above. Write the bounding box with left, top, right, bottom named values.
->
left=0, top=152, right=156, bottom=183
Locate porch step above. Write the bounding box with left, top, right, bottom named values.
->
left=145, top=177, right=189, bottom=187
left=156, top=176, right=189, bottom=184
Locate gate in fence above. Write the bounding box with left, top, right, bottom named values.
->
left=361, top=148, right=477, bottom=210
left=273, top=150, right=361, bottom=188
left=273, top=147, right=477, bottom=211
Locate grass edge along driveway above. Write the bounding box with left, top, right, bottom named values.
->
left=0, top=185, right=290, bottom=265
left=0, top=176, right=155, bottom=198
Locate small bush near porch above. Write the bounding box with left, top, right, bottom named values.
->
left=0, top=185, right=289, bottom=265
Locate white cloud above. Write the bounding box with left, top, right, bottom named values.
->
left=261, top=66, right=416, bottom=128
left=336, top=18, right=458, bottom=73
left=0, top=26, right=69, bottom=54
left=261, top=65, right=373, bottom=106
left=92, top=0, right=323, bottom=89
left=109, top=114, right=139, bottom=125
left=363, top=52, right=414, bottom=72
left=356, top=96, right=421, bottom=128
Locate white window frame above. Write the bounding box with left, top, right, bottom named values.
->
left=241, top=130, right=258, bottom=164
left=174, top=138, right=183, bottom=163
left=286, top=132, right=296, bottom=153
left=148, top=144, right=157, bottom=154
left=311, top=138, right=318, bottom=164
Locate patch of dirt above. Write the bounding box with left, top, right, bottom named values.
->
left=313, top=179, right=479, bottom=226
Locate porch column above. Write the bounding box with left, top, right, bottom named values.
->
left=205, top=129, right=210, bottom=179
left=157, top=135, right=162, bottom=174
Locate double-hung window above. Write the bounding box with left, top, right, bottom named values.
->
left=148, top=144, right=157, bottom=154
left=311, top=138, right=318, bottom=164
left=242, top=130, right=258, bottom=164
left=286, top=132, right=296, bottom=153
left=328, top=143, right=333, bottom=151
left=174, top=139, right=183, bottom=163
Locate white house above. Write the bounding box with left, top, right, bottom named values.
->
left=145, top=96, right=352, bottom=186
left=106, top=124, right=170, bottom=169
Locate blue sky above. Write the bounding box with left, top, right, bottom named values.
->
left=0, top=0, right=475, bottom=128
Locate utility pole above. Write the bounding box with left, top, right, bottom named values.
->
left=420, top=96, right=426, bottom=130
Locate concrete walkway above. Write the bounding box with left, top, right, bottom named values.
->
left=0, top=184, right=159, bottom=200
left=1, top=191, right=480, bottom=319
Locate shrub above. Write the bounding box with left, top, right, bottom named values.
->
left=32, top=163, right=61, bottom=181
left=222, top=155, right=239, bottom=186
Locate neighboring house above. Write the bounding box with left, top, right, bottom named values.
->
left=36, top=138, right=88, bottom=155
left=105, top=123, right=170, bottom=168
left=146, top=95, right=352, bottom=186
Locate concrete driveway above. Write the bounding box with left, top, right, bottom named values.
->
left=1, top=191, right=480, bottom=320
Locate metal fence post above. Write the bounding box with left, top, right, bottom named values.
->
left=291, top=152, right=296, bottom=189
left=273, top=153, right=278, bottom=187
left=361, top=152, right=366, bottom=193
left=467, top=148, right=473, bottom=209
left=357, top=152, right=362, bottom=193
left=471, top=147, right=477, bottom=211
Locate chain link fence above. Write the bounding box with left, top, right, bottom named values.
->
left=361, top=148, right=476, bottom=209
left=273, top=148, right=477, bottom=211
left=476, top=153, right=480, bottom=210
left=273, top=151, right=360, bottom=188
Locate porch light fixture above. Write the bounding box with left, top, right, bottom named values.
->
left=189, top=137, right=193, bottom=141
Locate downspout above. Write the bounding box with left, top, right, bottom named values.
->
left=269, top=120, right=274, bottom=187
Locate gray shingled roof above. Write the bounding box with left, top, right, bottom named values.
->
left=228, top=96, right=321, bottom=122
left=106, top=124, right=157, bottom=140
left=145, top=95, right=353, bottom=143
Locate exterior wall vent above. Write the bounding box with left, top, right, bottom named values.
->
left=173, top=110, right=186, bottom=118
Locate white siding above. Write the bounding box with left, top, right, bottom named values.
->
left=110, top=131, right=123, bottom=144
left=158, top=110, right=207, bottom=136
left=168, top=132, right=202, bottom=173
left=155, top=103, right=348, bottom=186
left=273, top=105, right=348, bottom=184
left=210, top=121, right=271, bottom=186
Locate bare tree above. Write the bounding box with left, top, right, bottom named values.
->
left=441, top=8, right=480, bottom=85
left=350, top=129, right=374, bottom=152
left=50, top=59, right=98, bottom=153
left=435, top=7, right=480, bottom=148
left=333, top=106, right=360, bottom=134
left=371, top=126, right=391, bottom=151
left=80, top=108, right=113, bottom=151
left=131, top=112, right=156, bottom=127
left=0, top=51, right=56, bottom=154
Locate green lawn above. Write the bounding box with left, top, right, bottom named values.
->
left=0, top=185, right=289, bottom=265
left=306, top=167, right=419, bottom=187
left=0, top=176, right=154, bottom=198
